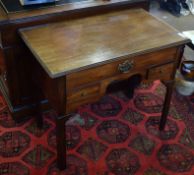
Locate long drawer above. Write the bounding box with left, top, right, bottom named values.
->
left=65, top=47, right=178, bottom=113
left=66, top=47, right=177, bottom=90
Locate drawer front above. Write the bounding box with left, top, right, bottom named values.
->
left=67, top=84, right=100, bottom=103
left=147, top=62, right=175, bottom=81
left=67, top=47, right=177, bottom=90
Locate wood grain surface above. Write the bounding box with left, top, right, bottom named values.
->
left=19, top=8, right=189, bottom=78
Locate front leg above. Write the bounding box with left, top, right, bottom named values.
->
left=159, top=80, right=174, bottom=130
left=32, top=88, right=43, bottom=129
left=56, top=115, right=67, bottom=170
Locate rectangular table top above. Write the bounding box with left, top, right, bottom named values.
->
left=19, top=8, right=189, bottom=78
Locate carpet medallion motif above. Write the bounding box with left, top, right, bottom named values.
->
left=157, top=144, right=194, bottom=172
left=0, top=80, right=194, bottom=175
left=77, top=138, right=108, bottom=161
left=0, top=131, right=30, bottom=157
left=134, top=93, right=163, bottom=113
left=0, top=111, right=24, bottom=128
left=106, top=148, right=140, bottom=175
left=145, top=117, right=179, bottom=140
left=96, top=120, right=130, bottom=144
left=0, top=162, right=29, bottom=175
left=122, top=108, right=144, bottom=125
left=91, top=96, right=122, bottom=117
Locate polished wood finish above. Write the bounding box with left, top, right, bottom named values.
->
left=19, top=9, right=189, bottom=169
left=159, top=80, right=175, bottom=130
left=0, top=0, right=149, bottom=120
left=66, top=47, right=177, bottom=90
left=20, top=9, right=187, bottom=78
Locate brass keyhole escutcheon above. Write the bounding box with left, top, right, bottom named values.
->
left=81, top=92, right=86, bottom=97
left=118, top=60, right=134, bottom=73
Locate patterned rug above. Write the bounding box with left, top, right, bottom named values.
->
left=0, top=80, right=194, bottom=175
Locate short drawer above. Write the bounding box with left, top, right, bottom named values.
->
left=67, top=47, right=177, bottom=90
left=147, top=62, right=175, bottom=81
left=67, top=84, right=100, bottom=103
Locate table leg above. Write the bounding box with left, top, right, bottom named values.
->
left=56, top=115, right=66, bottom=170
left=159, top=80, right=174, bottom=130
left=177, top=45, right=185, bottom=69
left=32, top=90, right=43, bottom=129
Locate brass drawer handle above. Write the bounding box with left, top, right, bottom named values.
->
left=118, top=60, right=134, bottom=73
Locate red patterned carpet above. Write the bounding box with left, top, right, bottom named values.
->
left=0, top=80, right=194, bottom=175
